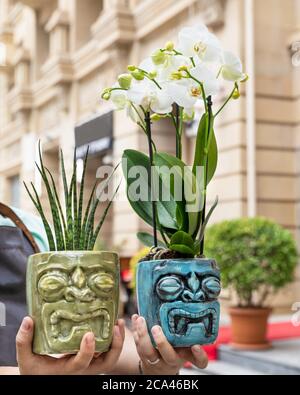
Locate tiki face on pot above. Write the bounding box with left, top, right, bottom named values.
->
left=137, top=259, right=221, bottom=347
left=27, top=251, right=119, bottom=355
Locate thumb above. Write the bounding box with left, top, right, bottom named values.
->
left=16, top=317, right=35, bottom=366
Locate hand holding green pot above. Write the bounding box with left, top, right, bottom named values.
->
left=16, top=317, right=125, bottom=375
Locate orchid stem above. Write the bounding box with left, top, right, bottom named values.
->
left=186, top=72, right=208, bottom=112
left=200, top=96, right=213, bottom=255
left=145, top=112, right=158, bottom=248
left=172, top=105, right=183, bottom=160
left=214, top=86, right=236, bottom=118
left=175, top=104, right=180, bottom=158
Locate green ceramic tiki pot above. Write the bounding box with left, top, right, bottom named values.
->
left=27, top=251, right=119, bottom=355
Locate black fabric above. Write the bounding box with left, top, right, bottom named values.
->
left=0, top=226, right=34, bottom=366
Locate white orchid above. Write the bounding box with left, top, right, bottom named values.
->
left=102, top=23, right=247, bottom=134
left=140, top=55, right=192, bottom=83
left=110, top=84, right=128, bottom=110
left=178, top=25, right=222, bottom=63
left=109, top=84, right=144, bottom=124
left=220, top=51, right=247, bottom=82
left=127, top=79, right=173, bottom=114
left=165, top=64, right=220, bottom=109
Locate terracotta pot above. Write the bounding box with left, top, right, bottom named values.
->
left=229, top=307, right=272, bottom=350
left=27, top=251, right=120, bottom=355
left=137, top=258, right=221, bottom=348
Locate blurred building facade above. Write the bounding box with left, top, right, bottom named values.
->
left=0, top=0, right=299, bottom=308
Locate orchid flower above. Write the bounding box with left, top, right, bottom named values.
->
left=220, top=51, right=247, bottom=82
left=140, top=55, right=192, bottom=83
left=178, top=25, right=222, bottom=63
left=110, top=84, right=128, bottom=110
left=109, top=84, right=144, bottom=124
left=165, top=64, right=220, bottom=109
left=127, top=79, right=173, bottom=114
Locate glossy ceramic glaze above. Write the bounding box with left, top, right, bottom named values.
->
left=27, top=251, right=119, bottom=355
left=137, top=258, right=221, bottom=347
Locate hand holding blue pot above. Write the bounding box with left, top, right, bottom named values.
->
left=132, top=315, right=208, bottom=375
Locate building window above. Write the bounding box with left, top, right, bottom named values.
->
left=35, top=10, right=50, bottom=79
left=74, top=0, right=103, bottom=50
left=9, top=175, right=21, bottom=208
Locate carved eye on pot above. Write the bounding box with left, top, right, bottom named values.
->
left=156, top=276, right=184, bottom=301
left=88, top=273, right=115, bottom=295
left=38, top=273, right=68, bottom=302
left=202, top=277, right=221, bottom=299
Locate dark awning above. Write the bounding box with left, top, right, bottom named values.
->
left=75, top=111, right=113, bottom=158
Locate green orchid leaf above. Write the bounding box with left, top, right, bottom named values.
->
left=122, top=149, right=178, bottom=230
left=137, top=232, right=166, bottom=248
left=192, top=113, right=218, bottom=185
left=169, top=231, right=195, bottom=257
left=170, top=230, right=195, bottom=250
left=193, top=114, right=207, bottom=174
left=207, top=132, right=218, bottom=185
left=154, top=152, right=200, bottom=235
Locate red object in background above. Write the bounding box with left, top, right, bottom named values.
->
left=202, top=322, right=300, bottom=361
left=121, top=269, right=132, bottom=283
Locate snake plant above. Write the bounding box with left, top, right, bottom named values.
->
left=24, top=143, right=119, bottom=251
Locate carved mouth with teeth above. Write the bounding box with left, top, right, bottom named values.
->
left=168, top=307, right=217, bottom=337
left=49, top=308, right=110, bottom=342
left=42, top=301, right=112, bottom=352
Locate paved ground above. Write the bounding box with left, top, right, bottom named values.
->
left=181, top=338, right=300, bottom=375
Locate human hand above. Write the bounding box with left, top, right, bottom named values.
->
left=16, top=317, right=125, bottom=375
left=132, top=315, right=208, bottom=375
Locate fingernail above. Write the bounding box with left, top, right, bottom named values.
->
left=114, top=326, right=121, bottom=337
left=118, top=319, right=125, bottom=327
left=151, top=326, right=162, bottom=337
left=85, top=333, right=95, bottom=345
left=132, top=314, right=139, bottom=322
left=193, top=345, right=204, bottom=353
left=137, top=317, right=146, bottom=328
left=21, top=317, right=31, bottom=331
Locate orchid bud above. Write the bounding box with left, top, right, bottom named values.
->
left=131, top=70, right=145, bottom=81
left=241, top=74, right=249, bottom=83
left=179, top=65, right=189, bottom=72
left=128, top=65, right=137, bottom=72
left=171, top=71, right=183, bottom=80
left=178, top=65, right=189, bottom=77
left=102, top=92, right=111, bottom=101
left=101, top=88, right=111, bottom=100
left=148, top=70, right=158, bottom=80
left=151, top=49, right=166, bottom=66
left=118, top=73, right=133, bottom=89
left=165, top=41, right=175, bottom=51
left=183, top=110, right=195, bottom=122
left=232, top=87, right=240, bottom=100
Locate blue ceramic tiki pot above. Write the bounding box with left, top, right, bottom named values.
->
left=137, top=258, right=221, bottom=347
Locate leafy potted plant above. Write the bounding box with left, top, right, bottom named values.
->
left=102, top=24, right=247, bottom=347
left=205, top=217, right=298, bottom=350
left=25, top=145, right=120, bottom=355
